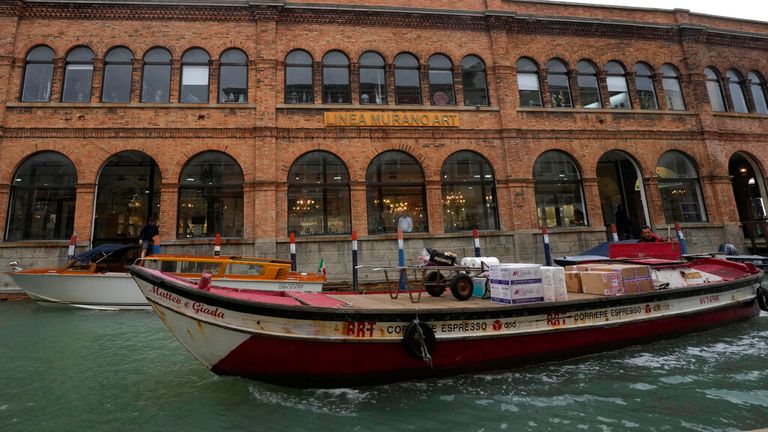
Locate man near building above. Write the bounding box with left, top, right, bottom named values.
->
left=139, top=217, right=160, bottom=258
left=639, top=226, right=663, bottom=243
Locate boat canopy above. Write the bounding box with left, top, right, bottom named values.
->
left=74, top=243, right=140, bottom=264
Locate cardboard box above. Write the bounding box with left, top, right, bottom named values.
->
left=490, top=281, right=544, bottom=304
left=589, top=264, right=653, bottom=295
left=580, top=271, right=624, bottom=296
left=565, top=271, right=582, bottom=293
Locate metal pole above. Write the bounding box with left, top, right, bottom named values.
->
left=398, top=229, right=406, bottom=291
left=214, top=233, right=221, bottom=257
left=675, top=222, right=688, bottom=255
left=473, top=228, right=481, bottom=257
left=542, top=226, right=553, bottom=267
left=352, top=229, right=358, bottom=292
left=289, top=232, right=297, bottom=271
left=68, top=232, right=77, bottom=261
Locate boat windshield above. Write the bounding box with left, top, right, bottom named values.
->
left=142, top=259, right=222, bottom=275
left=225, top=263, right=265, bottom=276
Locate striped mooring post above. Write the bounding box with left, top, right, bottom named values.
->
left=675, top=222, right=688, bottom=255
left=541, top=226, right=553, bottom=267
left=351, top=229, right=358, bottom=292
left=67, top=232, right=77, bottom=261
left=610, top=224, right=619, bottom=242
left=473, top=228, right=481, bottom=257
left=397, top=229, right=406, bottom=291
left=214, top=233, right=221, bottom=257
left=289, top=232, right=297, bottom=271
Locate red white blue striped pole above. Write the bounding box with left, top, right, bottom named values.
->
left=351, top=229, right=358, bottom=292
left=67, top=232, right=77, bottom=261
left=675, top=222, right=688, bottom=254
left=214, top=233, right=221, bottom=257
left=289, top=232, right=297, bottom=271
left=398, top=229, right=406, bottom=291
left=610, top=223, right=619, bottom=242
left=473, top=228, right=481, bottom=257
left=541, top=226, right=553, bottom=267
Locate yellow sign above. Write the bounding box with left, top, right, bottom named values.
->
left=324, top=111, right=460, bottom=127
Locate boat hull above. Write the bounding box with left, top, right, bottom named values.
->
left=11, top=272, right=148, bottom=310
left=130, top=265, right=762, bottom=387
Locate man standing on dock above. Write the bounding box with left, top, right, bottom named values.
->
left=139, top=218, right=160, bottom=258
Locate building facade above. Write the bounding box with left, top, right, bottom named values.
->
left=1, top=0, right=768, bottom=286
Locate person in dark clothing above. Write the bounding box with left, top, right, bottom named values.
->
left=614, top=204, right=631, bottom=240
left=139, top=217, right=160, bottom=258
left=639, top=225, right=663, bottom=243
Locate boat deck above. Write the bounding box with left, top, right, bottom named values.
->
left=324, top=291, right=604, bottom=309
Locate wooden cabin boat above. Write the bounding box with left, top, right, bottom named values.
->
left=128, top=257, right=768, bottom=388
left=8, top=244, right=325, bottom=310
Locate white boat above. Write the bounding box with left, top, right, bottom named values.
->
left=7, top=244, right=325, bottom=310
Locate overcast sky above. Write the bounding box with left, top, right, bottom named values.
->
left=556, top=0, right=768, bottom=23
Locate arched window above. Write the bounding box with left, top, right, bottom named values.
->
left=62, top=47, right=94, bottom=102
left=605, top=61, right=631, bottom=108
left=656, top=151, right=707, bottom=223
left=704, top=67, right=726, bottom=112
left=441, top=151, right=498, bottom=232
left=634, top=62, right=658, bottom=110
left=288, top=151, right=351, bottom=236
left=366, top=151, right=427, bottom=234
left=219, top=49, right=248, bottom=103
left=546, top=59, right=572, bottom=108
left=178, top=152, right=243, bottom=238
left=394, top=53, right=421, bottom=105
left=516, top=58, right=542, bottom=107
left=749, top=71, right=768, bottom=114
left=428, top=54, right=455, bottom=106
left=726, top=69, right=748, bottom=113
left=359, top=51, right=386, bottom=104
left=576, top=60, right=601, bottom=108
left=93, top=151, right=161, bottom=243
left=180, top=48, right=209, bottom=103
left=533, top=151, right=587, bottom=227
left=462, top=55, right=489, bottom=106
left=6, top=152, right=76, bottom=241
left=21, top=46, right=54, bottom=102
left=322, top=51, right=350, bottom=104
left=141, top=47, right=171, bottom=103
left=285, top=50, right=313, bottom=104
left=661, top=64, right=686, bottom=111
left=102, top=47, right=133, bottom=103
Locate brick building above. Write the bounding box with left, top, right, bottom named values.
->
left=1, top=0, right=768, bottom=286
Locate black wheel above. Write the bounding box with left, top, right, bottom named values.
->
left=424, top=271, right=446, bottom=297
left=402, top=321, right=436, bottom=360
left=450, top=273, right=474, bottom=301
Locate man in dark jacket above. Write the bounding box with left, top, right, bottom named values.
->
left=639, top=226, right=663, bottom=243
left=139, top=217, right=160, bottom=258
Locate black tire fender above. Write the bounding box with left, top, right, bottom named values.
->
left=402, top=320, right=436, bottom=360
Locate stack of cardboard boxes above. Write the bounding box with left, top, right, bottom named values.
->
left=564, top=263, right=654, bottom=296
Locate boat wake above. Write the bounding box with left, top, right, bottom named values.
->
left=247, top=385, right=369, bottom=416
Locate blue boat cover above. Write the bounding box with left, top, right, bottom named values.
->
left=74, top=243, right=139, bottom=263
left=581, top=240, right=639, bottom=257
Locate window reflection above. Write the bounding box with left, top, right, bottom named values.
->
left=428, top=54, right=455, bottom=106
left=288, top=151, right=351, bottom=236
left=219, top=49, right=248, bottom=103
left=62, top=47, right=94, bottom=103
left=726, top=69, right=748, bottom=113
left=21, top=46, right=54, bottom=102
left=322, top=51, right=350, bottom=104
left=634, top=62, right=658, bottom=110
left=704, top=67, right=726, bottom=112
left=576, top=60, right=601, bottom=108
left=441, top=151, right=498, bottom=232
left=180, top=48, right=209, bottom=103
left=359, top=52, right=386, bottom=104
left=661, top=64, right=685, bottom=111
left=516, top=58, right=542, bottom=107
left=547, top=59, right=572, bottom=108
left=461, top=55, right=489, bottom=106
left=141, top=47, right=171, bottom=103
left=394, top=53, right=421, bottom=104
left=605, top=61, right=631, bottom=109
left=102, top=47, right=133, bottom=103
left=285, top=50, right=313, bottom=104
left=656, top=151, right=707, bottom=223
left=749, top=71, right=768, bottom=114
left=534, top=151, right=587, bottom=227
left=366, top=151, right=427, bottom=234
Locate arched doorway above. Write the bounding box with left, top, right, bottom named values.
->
left=93, top=151, right=161, bottom=245
left=597, top=150, right=649, bottom=239
left=729, top=152, right=768, bottom=243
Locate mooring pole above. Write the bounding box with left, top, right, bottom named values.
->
left=542, top=226, right=553, bottom=267
left=214, top=233, right=221, bottom=257
left=675, top=222, right=688, bottom=255
left=352, top=229, right=358, bottom=292
left=289, top=232, right=297, bottom=271
left=473, top=228, right=481, bottom=257
left=398, top=229, right=406, bottom=291
left=68, top=232, right=77, bottom=261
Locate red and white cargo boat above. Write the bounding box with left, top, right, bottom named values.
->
left=128, top=258, right=767, bottom=388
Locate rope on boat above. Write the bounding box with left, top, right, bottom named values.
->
left=402, top=317, right=435, bottom=368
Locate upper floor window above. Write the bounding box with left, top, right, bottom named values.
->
left=102, top=47, right=133, bottom=103
left=21, top=46, right=54, bottom=102
left=605, top=61, right=630, bottom=109
left=704, top=67, right=726, bottom=112
left=441, top=151, right=498, bottom=232
left=219, top=49, right=248, bottom=103
left=285, top=50, right=313, bottom=104
left=634, top=62, right=658, bottom=110
left=359, top=51, right=386, bottom=104
left=462, top=55, right=489, bottom=106
left=62, top=47, right=94, bottom=103
left=288, top=151, right=351, bottom=236
left=322, top=51, right=350, bottom=104
left=394, top=53, right=421, bottom=104
left=516, top=58, right=542, bottom=107
left=141, top=47, right=171, bottom=103
left=546, top=59, right=572, bottom=108
left=366, top=151, right=427, bottom=234
left=749, top=71, right=768, bottom=114
left=576, top=60, right=601, bottom=108
left=6, top=152, right=76, bottom=241
left=726, top=69, right=748, bottom=113
left=534, top=151, right=587, bottom=227
left=661, top=64, right=686, bottom=111
left=180, top=48, right=209, bottom=103
left=428, top=54, right=455, bottom=106
left=656, top=151, right=707, bottom=223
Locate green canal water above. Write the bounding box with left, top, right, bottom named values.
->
left=1, top=300, right=767, bottom=432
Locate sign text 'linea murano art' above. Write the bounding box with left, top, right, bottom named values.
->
left=324, top=111, right=460, bottom=127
